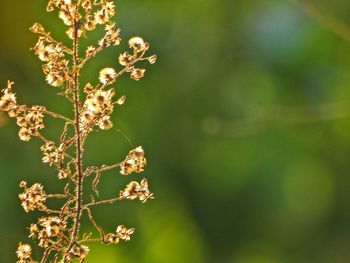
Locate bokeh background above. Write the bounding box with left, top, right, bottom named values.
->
left=1, top=0, right=350, bottom=262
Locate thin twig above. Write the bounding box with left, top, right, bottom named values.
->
left=83, top=196, right=123, bottom=209
left=85, top=208, right=105, bottom=241
left=18, top=105, right=73, bottom=123
left=64, top=5, right=84, bottom=261
left=290, top=0, right=350, bottom=43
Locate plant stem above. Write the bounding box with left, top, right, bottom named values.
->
left=64, top=3, right=83, bottom=261
left=83, top=196, right=123, bottom=209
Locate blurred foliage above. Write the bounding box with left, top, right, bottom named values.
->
left=2, top=0, right=350, bottom=262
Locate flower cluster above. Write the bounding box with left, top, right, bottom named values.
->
left=16, top=243, right=34, bottom=263
left=30, top=217, right=67, bottom=248
left=105, top=225, right=134, bottom=244
left=0, top=82, right=47, bottom=141
left=16, top=106, right=45, bottom=141
left=66, top=245, right=90, bottom=261
left=0, top=80, right=16, bottom=112
left=119, top=36, right=157, bottom=81
left=98, top=23, right=121, bottom=47
left=80, top=87, right=115, bottom=130
left=120, top=146, right=147, bottom=175
left=19, top=182, right=47, bottom=213
left=40, top=141, right=65, bottom=166
left=120, top=179, right=153, bottom=203
left=31, top=27, right=69, bottom=87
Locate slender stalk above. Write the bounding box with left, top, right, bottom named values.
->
left=97, top=161, right=123, bottom=173
left=83, top=197, right=123, bottom=209
left=41, top=247, right=53, bottom=263
left=18, top=105, right=73, bottom=123
left=64, top=3, right=83, bottom=260
left=291, top=0, right=350, bottom=43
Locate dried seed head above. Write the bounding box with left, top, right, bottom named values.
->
left=66, top=27, right=83, bottom=39
left=58, top=4, right=76, bottom=26
left=29, top=23, right=46, bottom=34
left=82, top=0, right=92, bottom=10
left=128, top=36, right=149, bottom=52
left=120, top=178, right=153, bottom=203
left=57, top=168, right=69, bottom=179
left=0, top=81, right=17, bottom=112
left=130, top=68, right=145, bottom=81
left=105, top=233, right=120, bottom=244
left=28, top=224, right=39, bottom=239
left=35, top=217, right=67, bottom=248
left=94, top=1, right=115, bottom=24
left=98, top=115, right=113, bottom=130
left=120, top=146, right=147, bottom=175
left=147, top=54, right=157, bottom=64
left=85, top=16, right=96, bottom=31
left=18, top=127, right=31, bottom=142
left=118, top=51, right=133, bottom=66
left=19, top=183, right=47, bottom=212
left=66, top=244, right=90, bottom=261
left=99, top=67, right=117, bottom=84
left=16, top=243, right=32, bottom=261
left=84, top=83, right=94, bottom=94
left=116, top=225, right=134, bottom=241
left=40, top=141, right=65, bottom=166
left=19, top=181, right=27, bottom=188
left=117, top=95, right=126, bottom=105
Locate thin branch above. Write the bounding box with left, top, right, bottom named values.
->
left=100, top=50, right=148, bottom=89
left=36, top=132, right=76, bottom=163
left=39, top=208, right=63, bottom=215
left=65, top=4, right=84, bottom=261
left=83, top=196, right=123, bottom=209
left=85, top=208, right=105, bottom=241
left=96, top=161, right=123, bottom=173
left=18, top=105, right=73, bottom=123
left=290, top=0, right=350, bottom=43
left=78, top=238, right=102, bottom=243
left=40, top=247, right=53, bottom=263
left=46, top=194, right=68, bottom=199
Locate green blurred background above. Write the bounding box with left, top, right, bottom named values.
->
left=2, top=0, right=350, bottom=262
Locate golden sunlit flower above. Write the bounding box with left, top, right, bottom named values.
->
left=118, top=51, right=133, bottom=66
left=18, top=127, right=31, bottom=141
left=0, top=81, right=17, bottom=111
left=116, top=225, right=134, bottom=241
left=147, top=54, right=157, bottom=64
left=86, top=46, right=97, bottom=57
left=99, top=67, right=117, bottom=84
left=85, top=17, right=96, bottom=31
left=128, top=36, right=149, bottom=52
left=46, top=72, right=65, bottom=87
left=29, top=23, right=46, bottom=34
left=130, top=68, right=145, bottom=80
left=19, top=182, right=47, bottom=212
left=28, top=224, right=39, bottom=239
left=66, top=27, right=83, bottom=39
left=98, top=115, right=113, bottom=130
left=59, top=9, right=74, bottom=26
left=117, top=95, right=126, bottom=105
left=120, top=178, right=153, bottom=203
left=66, top=245, right=90, bottom=261
left=40, top=141, right=65, bottom=166
left=120, top=146, right=147, bottom=175
left=16, top=243, right=32, bottom=261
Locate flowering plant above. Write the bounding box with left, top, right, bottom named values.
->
left=0, top=0, right=156, bottom=262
